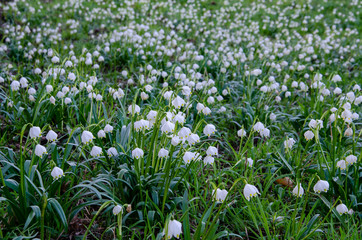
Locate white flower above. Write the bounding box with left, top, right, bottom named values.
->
left=50, top=96, right=56, bottom=104
left=237, top=129, right=246, bottom=137
left=308, top=119, right=323, bottom=129
left=187, top=133, right=200, bottom=145
left=183, top=151, right=196, bottom=164
left=344, top=127, right=353, bottom=137
left=51, top=56, right=60, bottom=63
left=29, top=126, right=41, bottom=139
left=35, top=144, right=47, bottom=157
left=243, top=184, right=260, bottom=201
left=292, top=183, right=304, bottom=197
left=98, top=130, right=106, bottom=138
left=332, top=74, right=342, bottom=82
left=90, top=146, right=102, bottom=157
left=345, top=155, right=357, bottom=165
left=313, top=180, right=329, bottom=193
left=51, top=167, right=64, bottom=180
left=158, top=148, right=169, bottom=158
left=46, top=85, right=53, bottom=93
left=46, top=130, right=57, bottom=142
left=147, top=110, right=158, bottom=122
left=81, top=130, right=94, bottom=144
left=64, top=97, right=72, bottom=104
left=171, top=135, right=181, bottom=146
left=304, top=130, right=314, bottom=141
left=336, top=160, right=346, bottom=170
left=128, top=104, right=140, bottom=115
left=132, top=148, right=144, bottom=159
left=253, top=122, right=264, bottom=132
left=212, top=188, right=228, bottom=202
left=11, top=81, right=20, bottom=91
left=336, top=203, right=348, bottom=215
left=284, top=138, right=296, bottom=150
left=113, top=205, right=123, bottom=215
left=20, top=77, right=28, bottom=88
left=28, top=87, right=36, bottom=95
left=260, top=128, right=270, bottom=138
left=107, top=147, right=118, bottom=157
left=196, top=103, right=205, bottom=112
left=141, top=92, right=149, bottom=100
left=204, top=156, right=214, bottom=165
left=161, top=121, right=175, bottom=134
left=246, top=158, right=253, bottom=167
left=104, top=124, right=113, bottom=133
left=171, top=96, right=186, bottom=109
left=270, top=113, right=276, bottom=121
left=203, top=124, right=216, bottom=137
left=166, top=220, right=182, bottom=239
left=178, top=127, right=191, bottom=139
left=206, top=146, right=218, bottom=156
left=202, top=107, right=211, bottom=115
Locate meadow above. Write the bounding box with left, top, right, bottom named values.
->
left=0, top=0, right=361, bottom=239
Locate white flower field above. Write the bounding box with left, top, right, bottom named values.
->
left=0, top=0, right=361, bottom=239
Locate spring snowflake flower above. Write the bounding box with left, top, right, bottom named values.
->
left=183, top=152, right=196, bottom=164
left=35, top=144, right=47, bottom=157
left=158, top=148, right=169, bottom=158
left=11, top=80, right=20, bottom=91
left=178, top=127, right=191, bottom=139
left=253, top=122, right=264, bottom=132
left=308, top=119, right=323, bottom=129
left=344, top=127, right=353, bottom=137
left=90, top=146, right=102, bottom=157
left=206, top=146, right=218, bottom=156
left=104, top=124, right=113, bottom=133
left=166, top=220, right=182, bottom=239
left=202, top=107, right=211, bottom=115
left=260, top=128, right=270, bottom=138
left=46, top=130, right=57, bottom=142
left=243, top=184, right=260, bottom=201
left=147, top=110, right=158, bottom=122
left=113, top=205, right=123, bottom=215
left=171, top=135, right=181, bottom=146
left=336, top=160, right=346, bottom=170
left=204, top=156, right=214, bottom=165
left=51, top=167, right=64, bottom=180
left=81, top=130, right=94, bottom=144
left=161, top=121, right=175, bottom=134
left=213, top=188, right=228, bottom=202
left=237, top=129, right=246, bottom=137
left=132, top=148, right=144, bottom=159
left=107, top=147, right=118, bottom=157
left=292, top=183, right=304, bottom=197
left=313, top=180, right=329, bottom=193
left=332, top=74, right=342, bottom=82
left=20, top=77, right=28, bottom=88
left=345, top=155, right=357, bottom=165
left=203, top=124, right=216, bottom=137
left=246, top=158, right=253, bottom=167
left=128, top=104, right=140, bottom=115
left=97, top=130, right=106, bottom=138
left=50, top=96, right=56, bottom=104
left=187, top=133, right=200, bottom=145
left=284, top=138, right=296, bottom=150
left=336, top=203, right=348, bottom=215
left=304, top=130, right=314, bottom=141
left=29, top=126, right=42, bottom=139
left=171, top=96, right=186, bottom=109
left=196, top=103, right=205, bottom=112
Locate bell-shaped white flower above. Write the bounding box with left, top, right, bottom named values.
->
left=128, top=104, right=140, bottom=115
left=46, top=130, right=57, bottom=142
left=51, top=167, right=64, bottom=180
left=113, top=205, right=123, bottom=215
left=171, top=135, right=180, bottom=146
left=166, top=220, right=182, bottom=239
left=246, top=158, right=253, bottom=167
left=253, top=122, right=264, bottom=132
left=178, top=127, right=191, bottom=139
left=81, top=130, right=94, bottom=144
left=313, top=180, right=329, bottom=193
left=161, top=121, right=175, bottom=134
left=206, top=146, right=218, bottom=156
left=29, top=126, right=42, bottom=139
left=90, top=146, right=102, bottom=157
left=104, top=124, right=113, bottom=133
left=204, top=156, right=214, bottom=165
left=187, top=133, right=200, bottom=145
left=337, top=160, right=346, bottom=170
left=98, top=130, right=106, bottom=138
left=237, top=129, right=246, bottom=137
left=260, top=128, right=270, bottom=138
left=171, top=96, right=186, bottom=109
left=336, top=203, right=348, bottom=215
left=35, top=144, right=47, bottom=157
left=284, top=138, right=296, bottom=150
left=132, top=148, right=144, bottom=159
left=183, top=152, right=196, bottom=164
left=10, top=80, right=20, bottom=91
left=345, top=155, right=357, bottom=165
left=292, top=183, right=304, bottom=197
left=243, top=184, right=260, bottom=201
left=212, top=188, right=228, bottom=202
left=203, top=124, right=216, bottom=137
left=107, top=147, right=118, bottom=157
left=304, top=130, right=314, bottom=141
left=158, top=148, right=169, bottom=158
